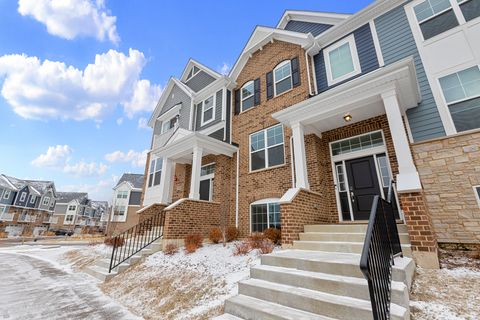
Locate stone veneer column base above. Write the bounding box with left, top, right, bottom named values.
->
left=399, top=192, right=440, bottom=269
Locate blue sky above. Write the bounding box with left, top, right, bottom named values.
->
left=0, top=0, right=372, bottom=201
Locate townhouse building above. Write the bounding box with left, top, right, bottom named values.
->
left=106, top=173, right=144, bottom=235
left=132, top=0, right=480, bottom=272
left=0, top=174, right=57, bottom=236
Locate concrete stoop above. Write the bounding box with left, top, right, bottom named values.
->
left=84, top=239, right=162, bottom=282
left=214, top=224, right=415, bottom=320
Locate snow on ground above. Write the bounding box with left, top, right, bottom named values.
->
left=101, top=242, right=278, bottom=320
left=63, top=243, right=111, bottom=270
left=410, top=251, right=480, bottom=320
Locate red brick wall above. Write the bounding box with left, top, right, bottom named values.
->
left=163, top=199, right=221, bottom=239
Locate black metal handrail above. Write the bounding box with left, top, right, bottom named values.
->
left=360, top=181, right=403, bottom=320
left=108, top=210, right=165, bottom=273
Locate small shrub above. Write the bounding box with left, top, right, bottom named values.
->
left=248, top=232, right=266, bottom=249
left=184, top=243, right=198, bottom=254
left=225, top=226, right=239, bottom=242
left=22, top=230, right=33, bottom=237
left=233, top=241, right=251, bottom=256
left=164, top=243, right=178, bottom=255
left=264, top=228, right=281, bottom=244
left=184, top=233, right=203, bottom=248
left=258, top=239, right=275, bottom=254
left=0, top=232, right=8, bottom=239
left=209, top=227, right=223, bottom=244
left=104, top=237, right=124, bottom=247
left=44, top=231, right=56, bottom=237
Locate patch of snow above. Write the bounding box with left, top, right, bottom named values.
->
left=410, top=301, right=466, bottom=320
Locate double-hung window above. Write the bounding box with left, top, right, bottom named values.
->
left=42, top=197, right=50, bottom=206
left=114, top=205, right=126, bottom=216
left=19, top=192, right=26, bottom=202
left=3, top=190, right=10, bottom=199
left=68, top=205, right=76, bottom=211
left=251, top=200, right=281, bottom=232
left=324, top=35, right=361, bottom=86
left=474, top=186, right=480, bottom=209
left=148, top=158, right=163, bottom=187
left=250, top=124, right=284, bottom=171
left=161, top=116, right=178, bottom=134
left=274, top=61, right=293, bottom=96
left=200, top=95, right=215, bottom=126
left=241, top=81, right=255, bottom=112
left=30, top=196, right=36, bottom=204
left=117, top=191, right=128, bottom=199
left=413, top=0, right=459, bottom=40
left=65, top=215, right=74, bottom=223
left=457, top=0, right=480, bottom=22
left=439, top=65, right=480, bottom=132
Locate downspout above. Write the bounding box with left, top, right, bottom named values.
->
left=235, top=150, right=239, bottom=228
left=305, top=50, right=313, bottom=97
left=290, top=136, right=295, bottom=188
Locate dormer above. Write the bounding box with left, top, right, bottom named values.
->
left=277, top=10, right=350, bottom=36
left=181, top=59, right=222, bottom=92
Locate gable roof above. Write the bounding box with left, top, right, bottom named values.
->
left=0, top=175, right=17, bottom=190
left=115, top=173, right=144, bottom=189
left=148, top=77, right=194, bottom=128
left=276, top=10, right=350, bottom=29
left=24, top=180, right=55, bottom=196
left=56, top=192, right=88, bottom=204
left=229, top=26, right=314, bottom=81
left=180, top=58, right=222, bottom=83
left=91, top=200, right=108, bottom=211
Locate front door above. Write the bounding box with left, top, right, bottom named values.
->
left=345, top=156, right=382, bottom=220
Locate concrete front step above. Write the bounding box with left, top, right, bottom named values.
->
left=238, top=278, right=408, bottom=320
left=84, top=265, right=118, bottom=282
left=299, top=231, right=411, bottom=244
left=224, top=295, right=335, bottom=320
left=212, top=314, right=243, bottom=320
left=293, top=240, right=413, bottom=257
left=250, top=264, right=409, bottom=308
left=304, top=223, right=408, bottom=234
left=261, top=250, right=415, bottom=289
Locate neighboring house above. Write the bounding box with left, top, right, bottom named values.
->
left=52, top=192, right=89, bottom=231
left=136, top=0, right=480, bottom=278
left=107, top=173, right=144, bottom=235
left=0, top=174, right=57, bottom=236
left=91, top=200, right=108, bottom=230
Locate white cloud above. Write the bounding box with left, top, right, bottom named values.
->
left=124, top=79, right=162, bottom=118
left=219, top=62, right=231, bottom=75
left=0, top=49, right=160, bottom=121
left=63, top=161, right=108, bottom=177
left=137, top=117, right=149, bottom=130
left=18, top=0, right=120, bottom=44
left=31, top=144, right=72, bottom=167
left=60, top=175, right=118, bottom=202
left=116, top=117, right=123, bottom=125
left=105, top=149, right=148, bottom=167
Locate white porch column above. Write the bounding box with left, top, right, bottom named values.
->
left=381, top=90, right=422, bottom=193
left=189, top=146, right=203, bottom=200
left=158, top=157, right=175, bottom=203
left=291, top=122, right=310, bottom=189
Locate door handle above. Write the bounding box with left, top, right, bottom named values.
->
left=350, top=191, right=355, bottom=203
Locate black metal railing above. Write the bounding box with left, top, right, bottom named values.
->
left=108, top=211, right=165, bottom=273
left=360, top=181, right=403, bottom=320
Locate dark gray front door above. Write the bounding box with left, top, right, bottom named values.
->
left=345, top=156, right=382, bottom=220
left=199, top=179, right=211, bottom=201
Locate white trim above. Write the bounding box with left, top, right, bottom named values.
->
left=324, top=34, right=362, bottom=86
left=473, top=185, right=480, bottom=209
left=369, top=20, right=385, bottom=67
left=437, top=64, right=480, bottom=104
left=276, top=10, right=350, bottom=29
left=30, top=195, right=36, bottom=204
left=199, top=121, right=225, bottom=136
left=221, top=88, right=227, bottom=121
left=19, top=192, right=26, bottom=202
left=273, top=60, right=293, bottom=97
left=200, top=94, right=216, bottom=127
left=42, top=196, right=50, bottom=206
left=180, top=58, right=222, bottom=83
left=3, top=190, right=11, bottom=199
left=249, top=199, right=281, bottom=233
left=157, top=103, right=181, bottom=123
left=199, top=163, right=215, bottom=202
left=249, top=124, right=286, bottom=173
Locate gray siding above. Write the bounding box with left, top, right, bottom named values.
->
left=158, top=84, right=192, bottom=130
left=284, top=20, right=333, bottom=36
left=129, top=191, right=142, bottom=206
left=38, top=191, right=53, bottom=211
left=195, top=89, right=224, bottom=131
left=185, top=71, right=216, bottom=92
left=314, top=24, right=379, bottom=93
left=209, top=128, right=224, bottom=141
left=54, top=204, right=67, bottom=215
left=14, top=186, right=29, bottom=207
left=26, top=194, right=37, bottom=208
left=0, top=189, right=15, bottom=205
left=375, top=5, right=446, bottom=141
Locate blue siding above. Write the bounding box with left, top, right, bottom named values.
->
left=314, top=24, right=379, bottom=93
left=185, top=71, right=216, bottom=92
left=375, top=5, right=446, bottom=141
left=284, top=20, right=332, bottom=36
left=14, top=186, right=29, bottom=207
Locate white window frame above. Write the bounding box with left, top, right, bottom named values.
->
left=3, top=190, right=10, bottom=199
left=273, top=60, right=293, bottom=97
left=323, top=34, right=362, bottom=86
left=30, top=195, right=36, bottom=204
left=65, top=214, right=74, bottom=223
left=42, top=197, right=50, bottom=206
left=0, top=205, right=6, bottom=215
left=241, top=80, right=255, bottom=112
left=200, top=94, right=216, bottom=126
left=148, top=157, right=163, bottom=188
left=413, top=0, right=453, bottom=24
left=249, top=198, right=281, bottom=233
left=199, top=163, right=215, bottom=202
left=117, top=191, right=128, bottom=199
left=114, top=205, right=126, bottom=216
left=474, top=185, right=480, bottom=209
left=68, top=205, right=77, bottom=211
left=19, top=192, right=26, bottom=202
left=161, top=115, right=178, bottom=134
left=249, top=124, right=285, bottom=172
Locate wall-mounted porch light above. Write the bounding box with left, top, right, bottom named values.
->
left=343, top=114, right=353, bottom=122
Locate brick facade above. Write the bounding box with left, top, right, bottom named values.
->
left=231, top=40, right=313, bottom=237
left=163, top=199, right=222, bottom=239
left=412, top=130, right=480, bottom=244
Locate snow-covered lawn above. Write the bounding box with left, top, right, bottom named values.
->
left=100, top=242, right=276, bottom=320
left=410, top=249, right=480, bottom=320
